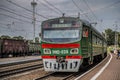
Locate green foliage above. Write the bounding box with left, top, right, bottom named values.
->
left=118, top=32, right=120, bottom=47
left=104, top=28, right=120, bottom=46
left=0, top=35, right=25, bottom=40
left=35, top=37, right=39, bottom=43
left=12, top=36, right=24, bottom=40
left=0, top=35, right=11, bottom=39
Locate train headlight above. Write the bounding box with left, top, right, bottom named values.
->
left=44, top=48, right=51, bottom=54
left=70, top=48, right=78, bottom=54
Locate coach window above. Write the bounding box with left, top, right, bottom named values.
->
left=83, top=27, right=88, bottom=37
left=95, top=36, right=97, bottom=45
left=99, top=39, right=102, bottom=46
left=92, top=35, right=96, bottom=45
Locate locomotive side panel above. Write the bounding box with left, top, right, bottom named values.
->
left=81, top=25, right=90, bottom=58
left=28, top=42, right=41, bottom=55
left=92, top=33, right=103, bottom=56
left=81, top=23, right=107, bottom=65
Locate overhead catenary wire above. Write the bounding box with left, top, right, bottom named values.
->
left=72, top=0, right=105, bottom=34
left=0, top=23, right=12, bottom=35
left=0, top=4, right=40, bottom=38
left=0, top=5, right=42, bottom=22
left=38, top=1, right=61, bottom=15
left=93, top=1, right=120, bottom=10
left=0, top=22, right=23, bottom=32
left=0, top=4, right=32, bottom=16
left=0, top=4, right=36, bottom=21
left=81, top=0, right=119, bottom=33
left=0, top=4, right=40, bottom=21
left=82, top=0, right=98, bottom=21
left=0, top=22, right=10, bottom=27
left=6, top=0, right=48, bottom=19
left=44, top=0, right=63, bottom=14
left=72, top=0, right=91, bottom=21
left=0, top=7, right=33, bottom=21
left=0, top=13, right=32, bottom=24
left=0, top=4, right=16, bottom=11
left=0, top=22, right=34, bottom=37
left=0, top=8, right=41, bottom=25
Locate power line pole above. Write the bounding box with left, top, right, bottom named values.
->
left=31, top=0, right=37, bottom=42
left=114, top=22, right=118, bottom=50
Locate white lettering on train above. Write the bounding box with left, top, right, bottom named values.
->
left=52, top=50, right=68, bottom=54
left=52, top=50, right=60, bottom=54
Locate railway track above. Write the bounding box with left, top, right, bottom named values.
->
left=0, top=59, right=43, bottom=78
left=0, top=59, right=41, bottom=67
left=1, top=54, right=109, bottom=80
left=35, top=55, right=109, bottom=80
left=34, top=65, right=94, bottom=80
left=35, top=65, right=95, bottom=80
left=35, top=72, right=56, bottom=80
left=0, top=64, right=43, bottom=78
left=35, top=72, right=77, bottom=80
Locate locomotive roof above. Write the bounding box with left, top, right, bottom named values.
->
left=42, top=17, right=91, bottom=26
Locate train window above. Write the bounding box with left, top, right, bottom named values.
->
left=100, top=39, right=102, bottom=46
left=92, top=35, right=95, bottom=44
left=83, top=28, right=88, bottom=37
left=96, top=37, right=102, bottom=46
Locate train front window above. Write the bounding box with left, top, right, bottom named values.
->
left=42, top=27, right=81, bottom=43
left=41, top=18, right=82, bottom=43
left=44, top=29, right=79, bottom=38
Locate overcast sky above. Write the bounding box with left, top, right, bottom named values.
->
left=0, top=0, right=120, bottom=40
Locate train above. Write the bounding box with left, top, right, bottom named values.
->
left=40, top=16, right=107, bottom=72
left=0, top=38, right=41, bottom=58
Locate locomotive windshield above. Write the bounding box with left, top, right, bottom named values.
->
left=41, top=18, right=82, bottom=43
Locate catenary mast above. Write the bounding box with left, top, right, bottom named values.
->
left=31, top=0, right=37, bottom=42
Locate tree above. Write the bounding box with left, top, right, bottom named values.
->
left=104, top=28, right=115, bottom=46
left=118, top=32, right=120, bottom=47
left=35, top=37, right=39, bottom=43
left=0, top=35, right=11, bottom=39
left=12, top=36, right=24, bottom=40
left=104, top=28, right=120, bottom=47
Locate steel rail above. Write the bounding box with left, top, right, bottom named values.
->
left=0, top=64, right=43, bottom=78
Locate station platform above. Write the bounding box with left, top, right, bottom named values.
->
left=96, top=53, right=120, bottom=80
left=0, top=56, right=41, bottom=65
left=75, top=53, right=120, bottom=80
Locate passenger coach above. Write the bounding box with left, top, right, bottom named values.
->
left=40, top=16, right=107, bottom=72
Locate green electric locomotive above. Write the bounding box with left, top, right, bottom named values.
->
left=40, top=16, right=107, bottom=72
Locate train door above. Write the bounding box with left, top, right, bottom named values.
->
left=82, top=26, right=93, bottom=66
left=89, top=30, right=93, bottom=64
left=83, top=27, right=88, bottom=38
left=81, top=25, right=89, bottom=59
left=81, top=26, right=89, bottom=56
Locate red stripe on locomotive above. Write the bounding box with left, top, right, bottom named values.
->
left=42, top=55, right=82, bottom=59
left=42, top=44, right=80, bottom=48
left=66, top=55, right=82, bottom=59
left=42, top=55, right=56, bottom=59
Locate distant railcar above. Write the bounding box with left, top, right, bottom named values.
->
left=0, top=39, right=28, bottom=58
left=40, top=16, right=107, bottom=72
left=28, top=42, right=41, bottom=55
